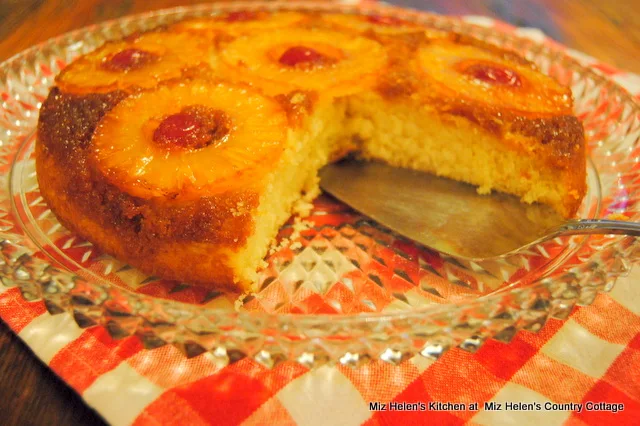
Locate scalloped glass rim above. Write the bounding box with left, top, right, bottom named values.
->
left=0, top=1, right=638, bottom=362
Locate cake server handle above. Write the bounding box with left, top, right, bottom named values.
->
left=545, top=219, right=640, bottom=238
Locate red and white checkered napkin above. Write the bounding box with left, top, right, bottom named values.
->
left=2, top=14, right=640, bottom=426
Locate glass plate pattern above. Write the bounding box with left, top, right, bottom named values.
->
left=0, top=2, right=638, bottom=367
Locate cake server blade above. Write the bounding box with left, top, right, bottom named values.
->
left=319, top=161, right=566, bottom=259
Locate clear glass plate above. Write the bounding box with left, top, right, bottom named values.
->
left=1, top=1, right=638, bottom=367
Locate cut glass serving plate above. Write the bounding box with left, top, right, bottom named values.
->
left=1, top=1, right=639, bottom=367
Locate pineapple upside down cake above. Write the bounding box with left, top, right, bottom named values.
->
left=36, top=10, right=586, bottom=291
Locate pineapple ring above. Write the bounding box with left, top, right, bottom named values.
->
left=417, top=40, right=573, bottom=114
left=56, top=32, right=210, bottom=94
left=91, top=81, right=288, bottom=199
left=169, top=11, right=306, bottom=37
left=220, top=28, right=388, bottom=96
left=321, top=13, right=428, bottom=34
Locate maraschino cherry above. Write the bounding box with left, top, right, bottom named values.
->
left=102, top=48, right=158, bottom=72
left=278, top=46, right=334, bottom=68
left=465, top=63, right=522, bottom=87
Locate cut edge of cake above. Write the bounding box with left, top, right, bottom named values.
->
left=223, top=92, right=585, bottom=290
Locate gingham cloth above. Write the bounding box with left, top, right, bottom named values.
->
left=1, top=13, right=640, bottom=426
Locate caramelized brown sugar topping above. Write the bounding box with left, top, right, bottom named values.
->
left=274, top=91, right=319, bottom=127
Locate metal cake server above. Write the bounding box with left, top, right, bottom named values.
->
left=319, top=161, right=640, bottom=259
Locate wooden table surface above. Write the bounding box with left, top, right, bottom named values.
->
left=0, top=1, right=638, bottom=425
